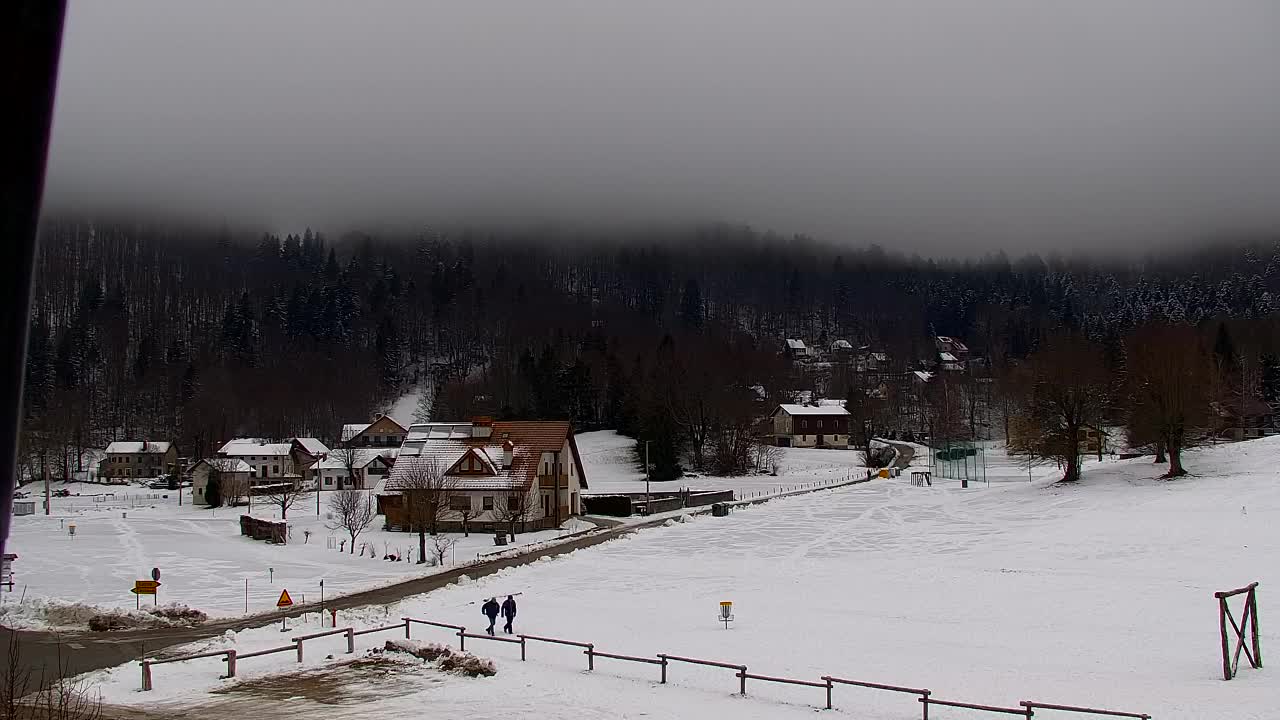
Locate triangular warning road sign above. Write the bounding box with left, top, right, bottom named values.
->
left=277, top=589, right=294, bottom=608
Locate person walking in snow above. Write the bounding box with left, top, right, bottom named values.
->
left=501, top=594, right=517, bottom=634
left=482, top=597, right=500, bottom=635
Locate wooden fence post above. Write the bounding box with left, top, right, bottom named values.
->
left=224, top=650, right=237, bottom=678
left=295, top=639, right=304, bottom=663
left=586, top=644, right=595, bottom=671
left=1219, top=596, right=1233, bottom=680
left=659, top=655, right=667, bottom=684
left=520, top=636, right=526, bottom=661
left=345, top=628, right=355, bottom=654
left=404, top=618, right=411, bottom=639
left=824, top=676, right=832, bottom=710
left=458, top=628, right=466, bottom=651
left=140, top=661, right=152, bottom=691
left=738, top=665, right=747, bottom=695
left=1250, top=587, right=1263, bottom=668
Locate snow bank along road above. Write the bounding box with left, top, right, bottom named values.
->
left=87, top=439, right=1277, bottom=719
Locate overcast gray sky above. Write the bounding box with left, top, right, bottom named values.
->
left=43, top=1, right=1280, bottom=254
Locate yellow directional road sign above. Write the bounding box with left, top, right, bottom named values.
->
left=131, top=580, right=160, bottom=595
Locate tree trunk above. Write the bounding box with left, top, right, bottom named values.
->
left=1165, top=444, right=1186, bottom=478
left=417, top=529, right=427, bottom=564
left=1063, top=452, right=1081, bottom=482
left=1154, top=441, right=1166, bottom=464
left=349, top=532, right=357, bottom=553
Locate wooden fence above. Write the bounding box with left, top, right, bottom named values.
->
left=399, top=618, right=1153, bottom=719
left=142, top=615, right=1152, bottom=717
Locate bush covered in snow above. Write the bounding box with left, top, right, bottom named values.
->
left=384, top=639, right=496, bottom=677
left=0, top=598, right=211, bottom=631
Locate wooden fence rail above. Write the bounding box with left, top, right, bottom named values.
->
left=822, top=675, right=930, bottom=715
left=142, top=623, right=405, bottom=690
left=658, top=653, right=748, bottom=695
left=137, top=615, right=1152, bottom=720
left=924, top=697, right=1033, bottom=718
left=1020, top=701, right=1151, bottom=719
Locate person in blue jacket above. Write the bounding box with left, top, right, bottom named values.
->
left=481, top=597, right=500, bottom=635
left=501, top=595, right=518, bottom=634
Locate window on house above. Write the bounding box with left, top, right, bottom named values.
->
left=449, top=495, right=470, bottom=512
left=324, top=477, right=333, bottom=486
left=507, top=496, right=519, bottom=511
left=482, top=496, right=494, bottom=511
left=800, top=420, right=807, bottom=430
left=817, top=420, right=823, bottom=429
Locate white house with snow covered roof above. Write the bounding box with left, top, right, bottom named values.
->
left=379, top=418, right=588, bottom=532
left=99, top=441, right=177, bottom=481
left=217, top=437, right=327, bottom=482
left=312, top=449, right=392, bottom=491
left=769, top=404, right=850, bottom=448
left=190, top=458, right=253, bottom=506
left=340, top=415, right=407, bottom=448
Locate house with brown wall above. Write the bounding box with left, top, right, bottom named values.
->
left=379, top=418, right=587, bottom=532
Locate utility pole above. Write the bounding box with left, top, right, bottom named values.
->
left=645, top=440, right=651, bottom=515
left=42, top=459, right=51, bottom=515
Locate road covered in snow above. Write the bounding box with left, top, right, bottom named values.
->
left=86, top=438, right=1277, bottom=719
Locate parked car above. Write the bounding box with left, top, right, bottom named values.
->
left=147, top=479, right=171, bottom=490
left=52, top=489, right=71, bottom=497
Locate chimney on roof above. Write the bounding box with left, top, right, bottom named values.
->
left=501, top=440, right=514, bottom=469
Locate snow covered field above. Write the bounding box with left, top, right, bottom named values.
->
left=1, top=486, right=590, bottom=626
left=578, top=429, right=871, bottom=495
left=86, top=438, right=1277, bottom=719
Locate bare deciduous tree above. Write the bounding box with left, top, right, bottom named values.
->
left=1125, top=324, right=1214, bottom=477
left=492, top=491, right=537, bottom=537
left=261, top=462, right=310, bottom=522
left=2, top=635, right=102, bottom=720
left=391, top=457, right=456, bottom=564
left=326, top=446, right=363, bottom=490
left=327, top=490, right=376, bottom=554
left=430, top=533, right=457, bottom=566
left=1008, top=336, right=1111, bottom=482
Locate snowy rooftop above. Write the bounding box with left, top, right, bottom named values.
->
left=340, top=423, right=371, bottom=442
left=831, top=339, right=853, bottom=350
left=913, top=370, right=934, bottom=382
left=294, top=437, right=329, bottom=456
left=388, top=420, right=584, bottom=492
left=104, top=441, right=171, bottom=454
left=218, top=439, right=293, bottom=457
left=313, top=449, right=387, bottom=470
left=194, top=457, right=252, bottom=473
left=939, top=352, right=958, bottom=362
left=775, top=403, right=850, bottom=416
left=785, top=339, right=806, bottom=350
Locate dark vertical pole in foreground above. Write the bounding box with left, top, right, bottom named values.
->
left=0, top=1, right=68, bottom=559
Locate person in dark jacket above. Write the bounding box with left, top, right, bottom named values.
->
left=482, top=597, right=500, bottom=635
left=500, top=595, right=517, bottom=634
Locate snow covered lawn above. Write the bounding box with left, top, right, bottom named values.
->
left=1, top=486, right=591, bottom=626
left=578, top=429, right=870, bottom=496
left=85, top=438, right=1277, bottom=719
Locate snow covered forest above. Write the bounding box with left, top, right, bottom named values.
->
left=20, top=218, right=1280, bottom=480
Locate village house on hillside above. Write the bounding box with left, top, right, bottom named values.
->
left=98, top=441, right=177, bottom=481
left=769, top=404, right=851, bottom=448
left=340, top=415, right=408, bottom=448
left=379, top=418, right=588, bottom=532
left=312, top=449, right=392, bottom=491
left=190, top=457, right=252, bottom=506
left=216, top=437, right=328, bottom=483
